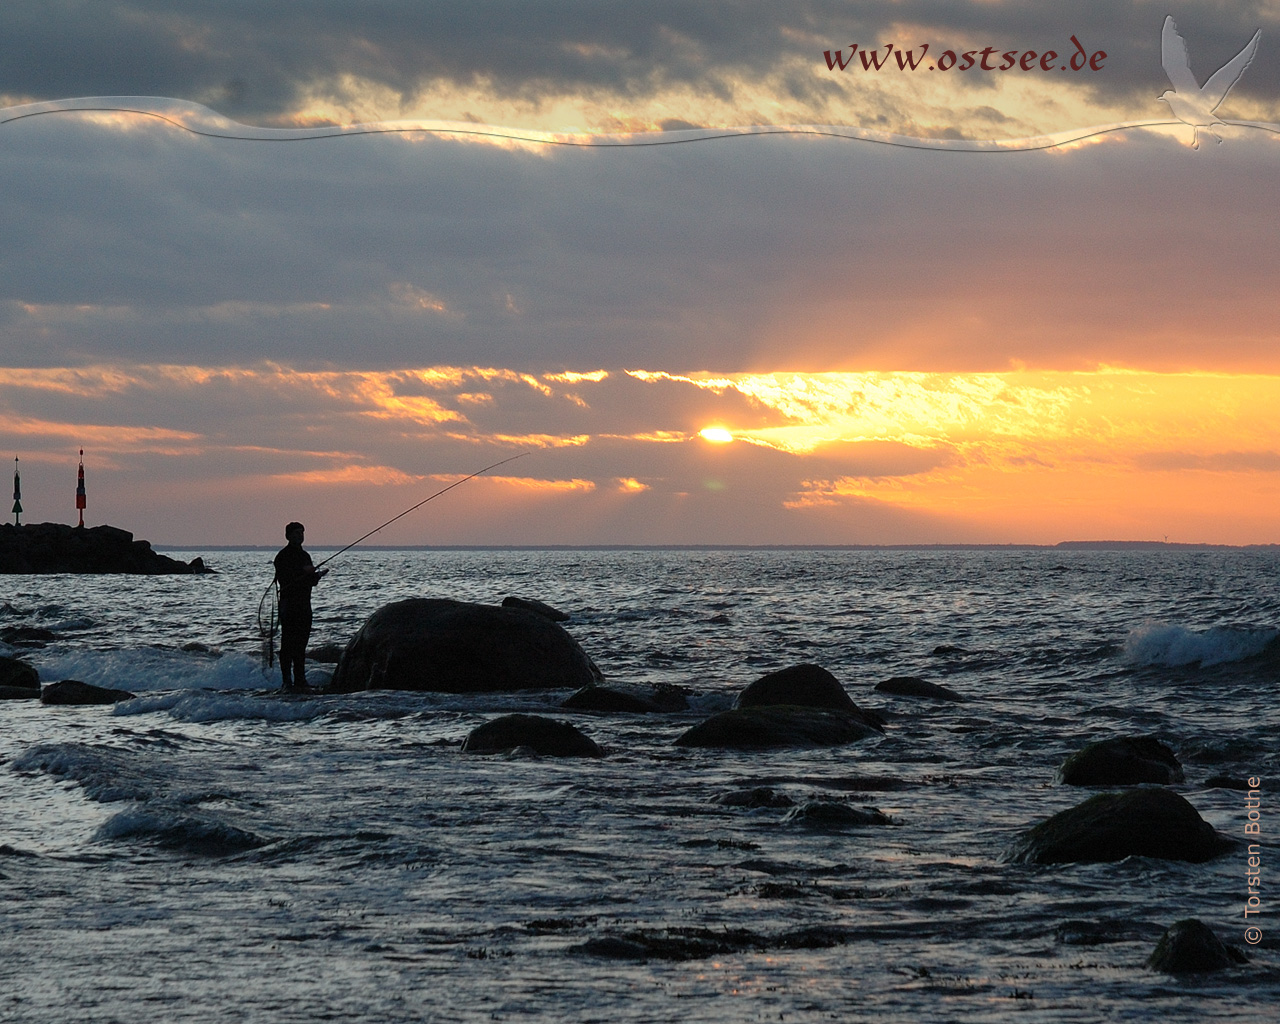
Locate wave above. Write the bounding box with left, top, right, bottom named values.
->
left=115, top=691, right=324, bottom=724
left=94, top=806, right=265, bottom=855
left=4, top=96, right=1278, bottom=152
left=34, top=648, right=276, bottom=693
left=1121, top=622, right=1277, bottom=668
left=11, top=742, right=156, bottom=803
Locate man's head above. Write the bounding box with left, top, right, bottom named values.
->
left=285, top=521, right=305, bottom=543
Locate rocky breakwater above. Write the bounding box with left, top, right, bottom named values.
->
left=0, top=523, right=210, bottom=574
left=328, top=597, right=604, bottom=693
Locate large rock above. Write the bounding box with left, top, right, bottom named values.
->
left=674, top=706, right=882, bottom=750
left=0, top=686, right=41, bottom=701
left=0, top=655, right=39, bottom=690
left=1006, top=789, right=1233, bottom=865
left=735, top=663, right=885, bottom=729
left=461, top=714, right=603, bottom=757
left=1056, top=736, right=1184, bottom=786
left=330, top=598, right=603, bottom=693
left=41, top=679, right=136, bottom=705
left=1147, top=919, right=1248, bottom=973
left=736, top=664, right=858, bottom=712
left=0, top=522, right=210, bottom=574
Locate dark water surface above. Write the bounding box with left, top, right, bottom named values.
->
left=1, top=548, right=1276, bottom=1022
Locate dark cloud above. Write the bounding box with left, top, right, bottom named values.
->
left=1, top=3, right=1275, bottom=125
left=1, top=113, right=1277, bottom=373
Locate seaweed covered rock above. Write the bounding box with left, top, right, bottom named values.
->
left=1147, top=919, right=1248, bottom=973
left=873, top=676, right=965, bottom=701
left=0, top=522, right=210, bottom=574
left=41, top=679, right=136, bottom=705
left=1056, top=736, right=1184, bottom=786
left=675, top=706, right=881, bottom=750
left=461, top=714, right=603, bottom=757
left=1006, top=789, right=1233, bottom=865
left=330, top=598, right=604, bottom=693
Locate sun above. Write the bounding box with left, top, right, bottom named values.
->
left=698, top=426, right=733, bottom=443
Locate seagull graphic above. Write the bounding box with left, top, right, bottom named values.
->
left=1159, top=15, right=1261, bottom=147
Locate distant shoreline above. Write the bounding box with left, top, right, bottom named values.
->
left=155, top=540, right=1280, bottom=552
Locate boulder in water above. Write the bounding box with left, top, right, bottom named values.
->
left=41, top=679, right=136, bottom=705
left=736, top=663, right=858, bottom=712
left=782, top=800, right=894, bottom=828
left=1147, top=919, right=1248, bottom=973
left=1056, top=736, right=1184, bottom=786
left=461, top=714, right=603, bottom=757
left=873, top=676, right=965, bottom=701
left=675, top=706, right=881, bottom=750
left=1006, top=789, right=1233, bottom=865
left=329, top=598, right=603, bottom=693
left=0, top=655, right=39, bottom=690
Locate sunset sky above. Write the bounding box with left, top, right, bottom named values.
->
left=2, top=1, right=1279, bottom=546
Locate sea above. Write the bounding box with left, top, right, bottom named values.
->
left=1, top=546, right=1276, bottom=1023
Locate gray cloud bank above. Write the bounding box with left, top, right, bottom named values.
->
left=1, top=111, right=1277, bottom=373
left=2, top=2, right=1276, bottom=126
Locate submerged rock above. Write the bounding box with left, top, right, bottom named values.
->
left=461, top=714, right=603, bottom=757
left=781, top=800, right=894, bottom=828
left=675, top=706, right=881, bottom=750
left=41, top=679, right=136, bottom=705
left=873, top=676, right=965, bottom=701
left=0, top=655, right=39, bottom=690
left=1147, top=919, right=1248, bottom=973
left=1204, top=775, right=1251, bottom=791
left=330, top=598, right=603, bottom=693
left=1006, top=789, right=1233, bottom=865
left=711, top=786, right=795, bottom=809
left=1056, top=736, right=1184, bottom=786
left=562, top=684, right=688, bottom=713
left=0, top=625, right=59, bottom=648
left=0, top=522, right=211, bottom=574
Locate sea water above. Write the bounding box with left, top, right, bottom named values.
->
left=1, top=547, right=1277, bottom=1023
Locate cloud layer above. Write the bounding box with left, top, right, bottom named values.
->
left=3, top=3, right=1277, bottom=135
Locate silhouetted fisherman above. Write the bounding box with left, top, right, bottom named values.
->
left=273, top=521, right=327, bottom=693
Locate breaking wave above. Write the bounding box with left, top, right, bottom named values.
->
left=1121, top=622, right=1277, bottom=668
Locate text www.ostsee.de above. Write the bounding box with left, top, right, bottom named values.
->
left=824, top=36, right=1107, bottom=73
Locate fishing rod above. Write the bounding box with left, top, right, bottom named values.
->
left=314, top=450, right=530, bottom=569
left=256, top=450, right=530, bottom=668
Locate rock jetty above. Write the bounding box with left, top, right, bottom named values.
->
left=0, top=523, right=210, bottom=574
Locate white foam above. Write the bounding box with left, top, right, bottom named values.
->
left=32, top=648, right=276, bottom=693
left=1122, top=622, right=1277, bottom=668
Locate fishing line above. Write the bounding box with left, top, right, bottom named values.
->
left=255, top=452, right=530, bottom=668
left=314, top=451, right=530, bottom=569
